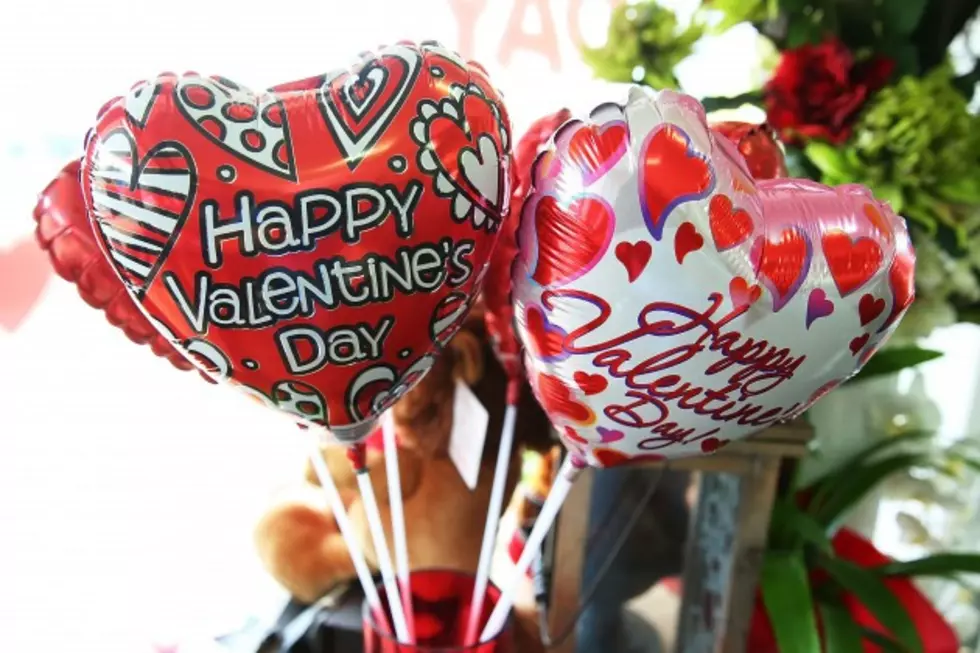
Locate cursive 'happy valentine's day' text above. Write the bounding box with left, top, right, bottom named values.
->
left=542, top=289, right=806, bottom=449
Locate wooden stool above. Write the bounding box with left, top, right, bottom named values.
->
left=546, top=421, right=814, bottom=653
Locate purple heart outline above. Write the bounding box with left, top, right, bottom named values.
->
left=564, top=119, right=629, bottom=186
left=596, top=426, right=624, bottom=443
left=525, top=303, right=571, bottom=363
left=806, top=288, right=835, bottom=329
left=749, top=225, right=814, bottom=313
left=638, top=124, right=717, bottom=242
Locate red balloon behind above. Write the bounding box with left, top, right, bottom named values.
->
left=33, top=160, right=194, bottom=371
left=710, top=121, right=788, bottom=180
left=483, top=109, right=572, bottom=396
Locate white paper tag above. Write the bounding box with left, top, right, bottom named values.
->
left=448, top=379, right=489, bottom=491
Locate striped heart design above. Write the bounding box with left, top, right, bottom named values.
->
left=88, top=129, right=196, bottom=296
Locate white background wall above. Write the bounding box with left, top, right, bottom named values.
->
left=0, top=2, right=976, bottom=651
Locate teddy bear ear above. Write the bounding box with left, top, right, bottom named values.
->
left=448, top=329, right=485, bottom=387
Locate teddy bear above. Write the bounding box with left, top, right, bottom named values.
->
left=253, top=298, right=555, bottom=647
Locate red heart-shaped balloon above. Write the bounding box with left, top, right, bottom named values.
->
left=34, top=161, right=193, bottom=369
left=483, top=109, right=570, bottom=383
left=710, top=121, right=788, bottom=181
left=81, top=43, right=511, bottom=439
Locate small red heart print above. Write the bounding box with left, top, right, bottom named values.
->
left=614, top=241, right=652, bottom=282
left=639, top=125, right=714, bottom=240
left=562, top=122, right=629, bottom=185
left=708, top=194, right=753, bottom=251
left=879, top=250, right=915, bottom=332
left=525, top=305, right=567, bottom=360
left=858, top=293, right=885, bottom=326
left=593, top=448, right=666, bottom=468
left=536, top=372, right=595, bottom=425
left=751, top=227, right=811, bottom=311
left=573, top=371, right=608, bottom=395
left=729, top=277, right=761, bottom=310
left=700, top=437, right=730, bottom=454
left=563, top=426, right=590, bottom=445
left=849, top=333, right=870, bottom=355
left=674, top=222, right=704, bottom=264
left=822, top=231, right=884, bottom=297
left=532, top=195, right=613, bottom=287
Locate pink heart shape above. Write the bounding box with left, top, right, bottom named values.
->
left=596, top=426, right=624, bottom=443
left=806, top=288, right=834, bottom=329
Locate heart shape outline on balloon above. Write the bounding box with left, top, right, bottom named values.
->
left=750, top=225, right=813, bottom=312
left=821, top=229, right=885, bottom=297
left=539, top=119, right=629, bottom=188
left=319, top=45, right=422, bottom=171
left=411, top=82, right=511, bottom=231
left=173, top=74, right=298, bottom=180
left=522, top=192, right=615, bottom=288
left=87, top=129, right=198, bottom=297
left=638, top=123, right=716, bottom=241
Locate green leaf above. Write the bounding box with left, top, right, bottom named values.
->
left=818, top=602, right=865, bottom=653
left=700, top=91, right=764, bottom=114
left=902, top=199, right=939, bottom=234
left=874, top=184, right=905, bottom=214
left=812, top=453, right=928, bottom=527
left=804, top=431, right=935, bottom=509
left=783, top=145, right=822, bottom=179
left=818, top=556, right=924, bottom=653
left=761, top=552, right=822, bottom=653
left=880, top=42, right=921, bottom=78
left=703, top=0, right=767, bottom=34
left=809, top=430, right=933, bottom=484
left=804, top=142, right=855, bottom=180
left=876, top=553, right=980, bottom=578
left=785, top=18, right=822, bottom=48
left=936, top=176, right=980, bottom=205
left=849, top=347, right=943, bottom=383
left=769, top=499, right=832, bottom=552
left=879, top=0, right=928, bottom=35
left=860, top=628, right=910, bottom=652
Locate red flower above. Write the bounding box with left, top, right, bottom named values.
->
left=764, top=38, right=893, bottom=145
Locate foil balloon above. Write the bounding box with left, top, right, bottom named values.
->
left=80, top=41, right=512, bottom=442
left=711, top=121, right=788, bottom=181
left=484, top=109, right=571, bottom=386
left=512, top=87, right=914, bottom=466
left=34, top=160, right=194, bottom=371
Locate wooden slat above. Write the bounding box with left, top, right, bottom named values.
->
left=546, top=421, right=813, bottom=653
left=546, top=467, right=595, bottom=653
